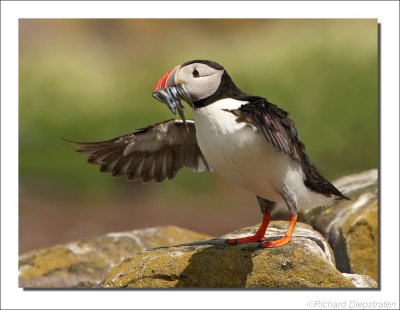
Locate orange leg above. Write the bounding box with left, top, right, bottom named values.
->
left=226, top=211, right=271, bottom=244
left=260, top=214, right=297, bottom=248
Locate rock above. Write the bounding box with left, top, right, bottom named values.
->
left=102, top=222, right=354, bottom=288
left=223, top=221, right=336, bottom=265
left=342, top=273, right=378, bottom=288
left=20, top=169, right=378, bottom=289
left=19, top=226, right=211, bottom=288
left=300, top=169, right=378, bottom=281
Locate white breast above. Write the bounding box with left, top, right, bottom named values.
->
left=192, top=98, right=334, bottom=210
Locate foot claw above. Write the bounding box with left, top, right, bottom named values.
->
left=259, top=236, right=291, bottom=248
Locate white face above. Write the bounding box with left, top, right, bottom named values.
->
left=175, top=63, right=224, bottom=101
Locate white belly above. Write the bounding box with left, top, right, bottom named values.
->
left=192, top=98, right=334, bottom=210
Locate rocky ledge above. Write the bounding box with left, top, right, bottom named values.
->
left=301, top=169, right=378, bottom=281
left=19, top=226, right=210, bottom=288
left=19, top=169, right=378, bottom=289
left=102, top=222, right=357, bottom=288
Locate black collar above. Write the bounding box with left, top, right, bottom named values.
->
left=192, top=71, right=257, bottom=108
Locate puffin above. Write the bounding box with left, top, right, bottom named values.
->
left=67, top=59, right=348, bottom=248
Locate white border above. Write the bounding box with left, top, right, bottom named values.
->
left=1, top=1, right=399, bottom=309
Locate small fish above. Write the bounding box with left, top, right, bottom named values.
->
left=152, top=84, right=193, bottom=129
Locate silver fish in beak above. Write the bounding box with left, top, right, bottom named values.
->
left=152, top=66, right=194, bottom=128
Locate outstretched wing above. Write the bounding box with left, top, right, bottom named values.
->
left=225, top=98, right=348, bottom=199
left=65, top=119, right=211, bottom=183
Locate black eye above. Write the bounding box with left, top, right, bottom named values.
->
left=192, top=69, right=200, bottom=78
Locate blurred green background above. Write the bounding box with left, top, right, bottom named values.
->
left=19, top=19, right=378, bottom=253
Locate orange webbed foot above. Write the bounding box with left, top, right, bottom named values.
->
left=226, top=210, right=271, bottom=245
left=259, top=235, right=291, bottom=248
left=226, top=235, right=265, bottom=244
left=259, top=214, right=297, bottom=248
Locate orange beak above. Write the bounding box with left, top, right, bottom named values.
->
left=152, top=65, right=179, bottom=92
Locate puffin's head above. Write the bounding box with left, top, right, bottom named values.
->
left=153, top=60, right=225, bottom=102
left=152, top=60, right=225, bottom=123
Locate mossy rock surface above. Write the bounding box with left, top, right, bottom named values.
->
left=102, top=222, right=354, bottom=288
left=300, top=169, right=378, bottom=281
left=19, top=226, right=210, bottom=288
left=342, top=273, right=377, bottom=288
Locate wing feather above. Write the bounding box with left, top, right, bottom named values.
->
left=225, top=98, right=348, bottom=199
left=65, top=119, right=211, bottom=183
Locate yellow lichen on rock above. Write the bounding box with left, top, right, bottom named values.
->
left=19, top=226, right=211, bottom=288
left=102, top=222, right=354, bottom=288
left=343, top=202, right=378, bottom=280
left=301, top=169, right=379, bottom=282
left=19, top=246, right=107, bottom=280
